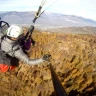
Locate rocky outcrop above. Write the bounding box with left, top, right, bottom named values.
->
left=0, top=30, right=96, bottom=96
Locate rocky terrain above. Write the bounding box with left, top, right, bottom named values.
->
left=0, top=27, right=96, bottom=96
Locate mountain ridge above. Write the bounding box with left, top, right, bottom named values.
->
left=0, top=11, right=96, bottom=27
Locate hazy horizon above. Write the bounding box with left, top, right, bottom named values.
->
left=0, top=0, right=96, bottom=21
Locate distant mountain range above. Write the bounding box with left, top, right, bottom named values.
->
left=0, top=11, right=96, bottom=27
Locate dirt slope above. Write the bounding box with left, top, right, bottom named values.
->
left=0, top=30, right=96, bottom=96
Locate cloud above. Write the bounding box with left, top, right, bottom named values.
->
left=0, top=0, right=96, bottom=20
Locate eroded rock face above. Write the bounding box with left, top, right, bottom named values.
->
left=0, top=31, right=96, bottom=96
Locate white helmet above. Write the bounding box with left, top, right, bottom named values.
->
left=7, top=25, right=23, bottom=38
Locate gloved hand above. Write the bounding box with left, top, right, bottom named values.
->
left=43, top=54, right=51, bottom=61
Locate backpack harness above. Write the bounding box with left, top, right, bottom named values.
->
left=0, top=35, right=20, bottom=72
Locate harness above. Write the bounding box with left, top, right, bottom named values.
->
left=0, top=35, right=20, bottom=66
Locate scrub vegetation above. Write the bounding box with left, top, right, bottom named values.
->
left=0, top=28, right=96, bottom=96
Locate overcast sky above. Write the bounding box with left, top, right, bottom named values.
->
left=0, top=0, right=96, bottom=21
